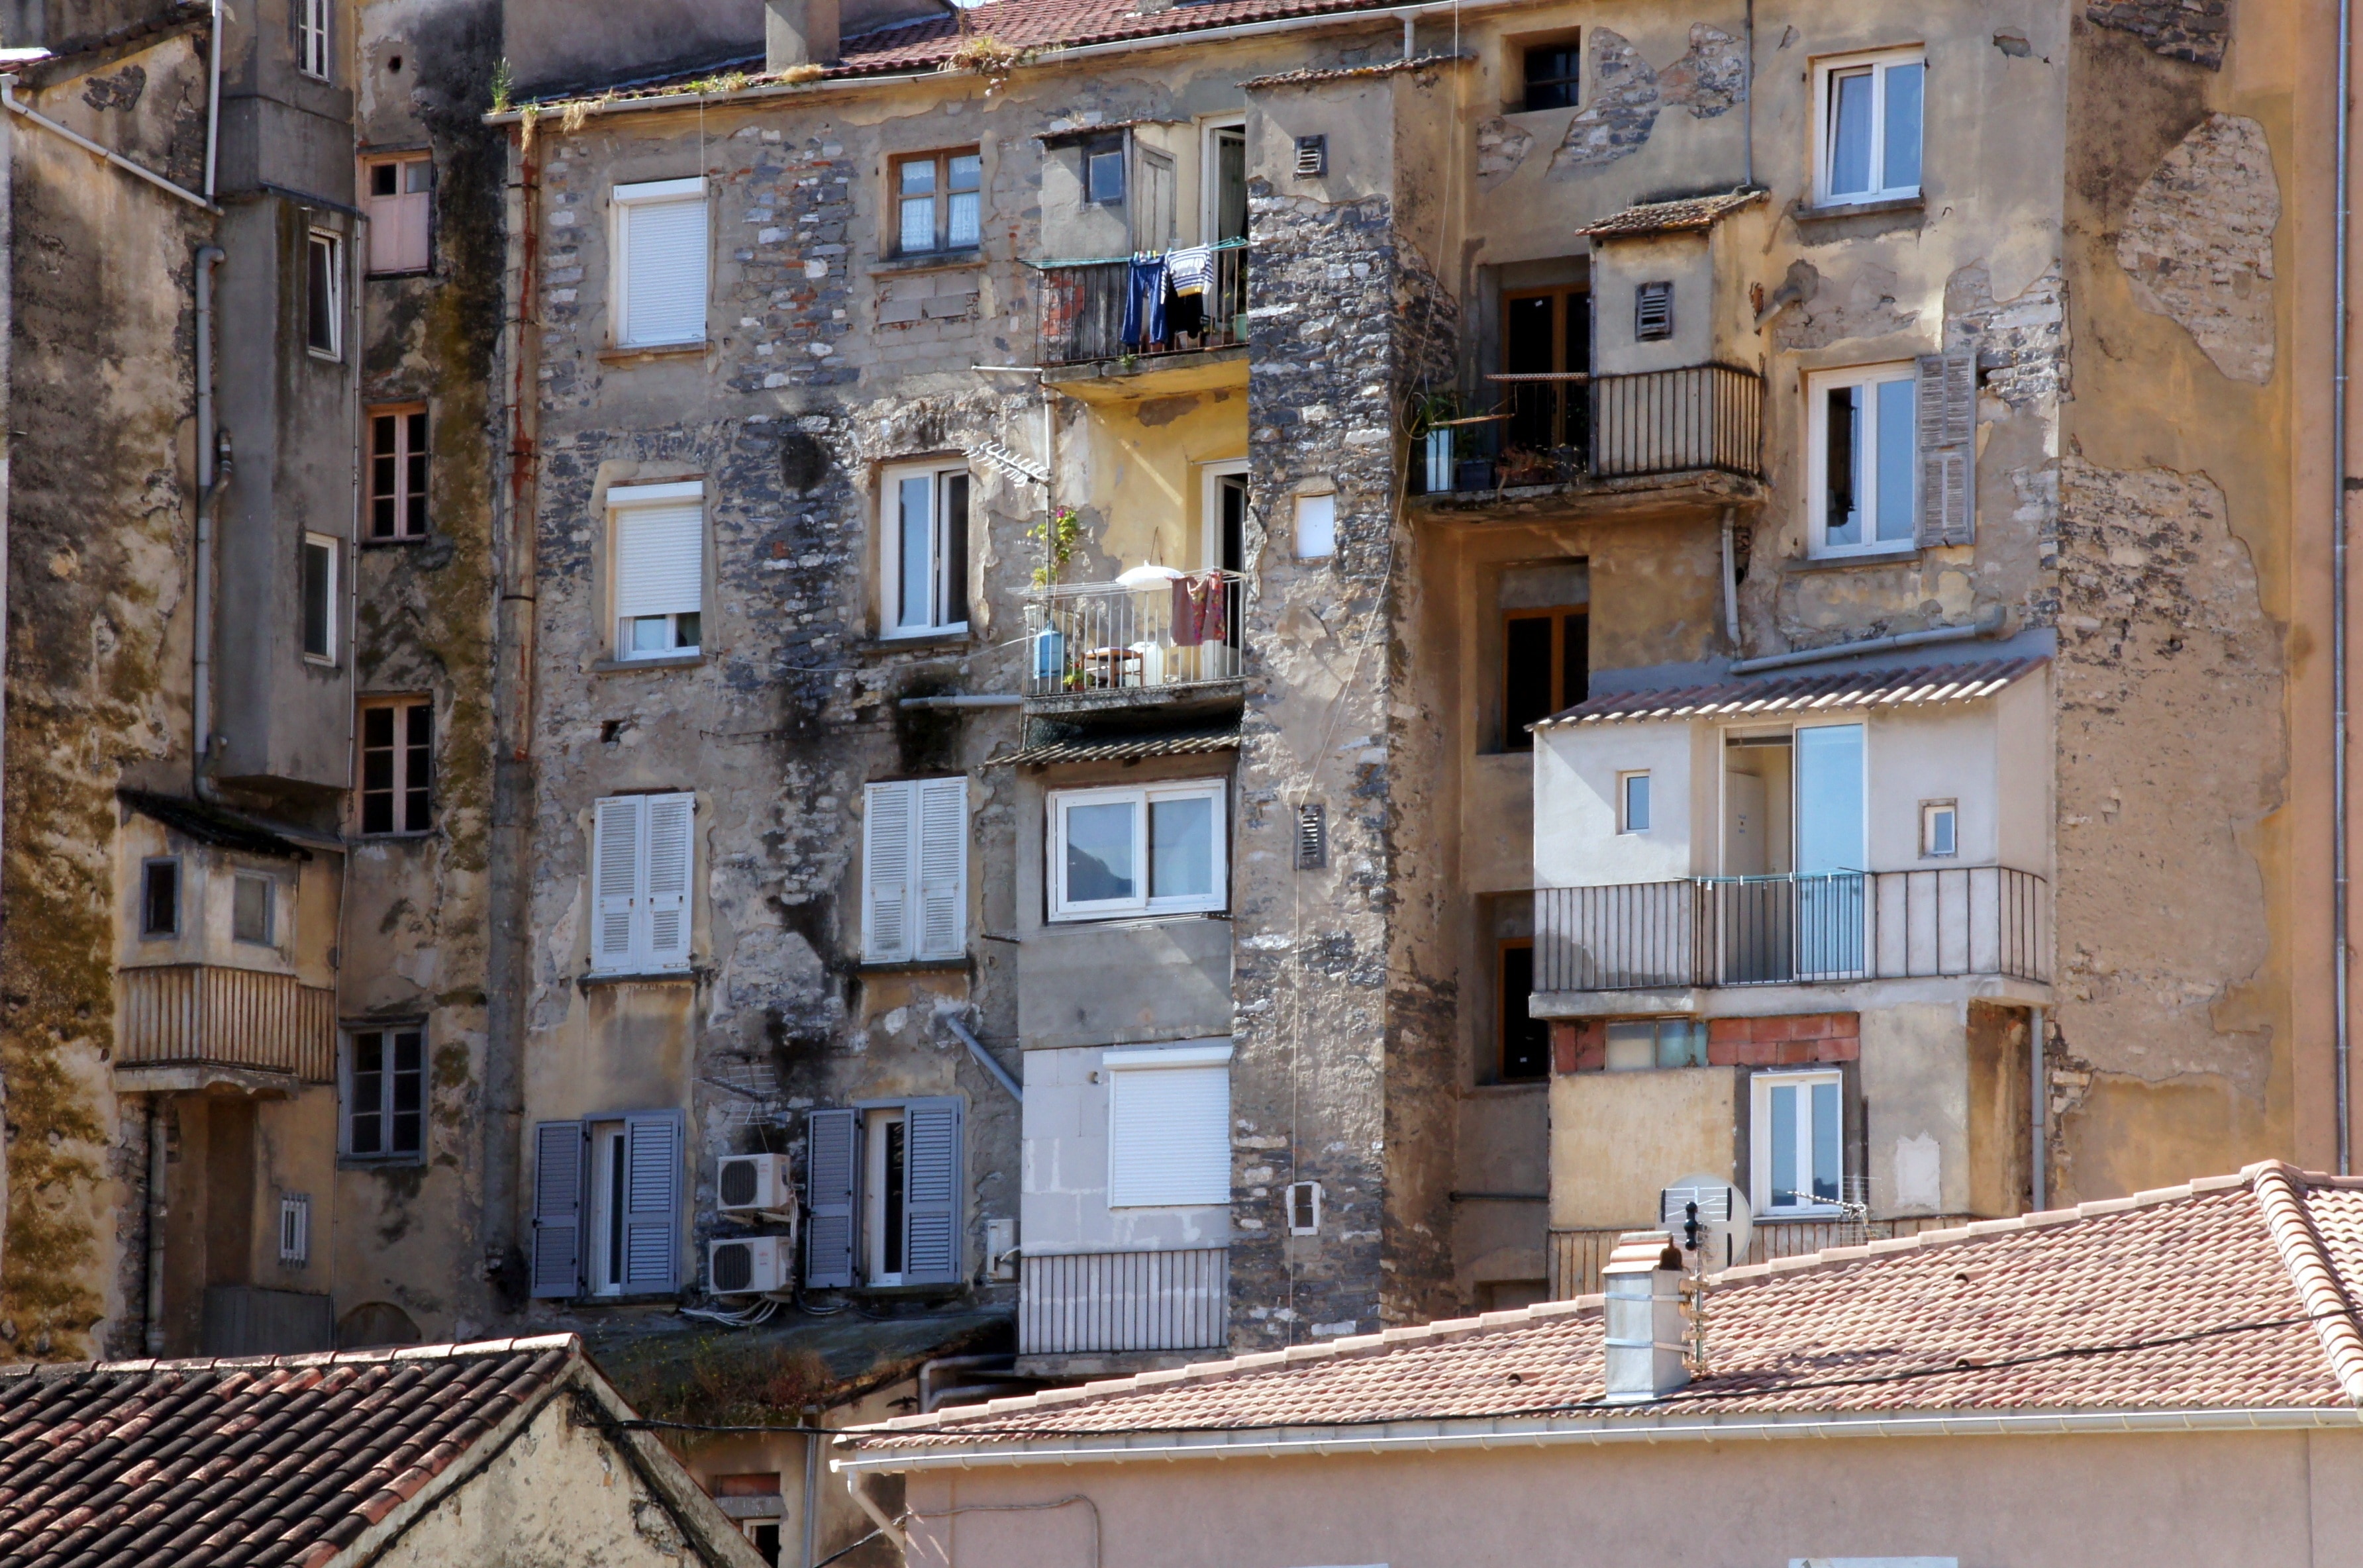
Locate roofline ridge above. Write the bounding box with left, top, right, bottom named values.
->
left=2249, top=1164, right=2363, bottom=1405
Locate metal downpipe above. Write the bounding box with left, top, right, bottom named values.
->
left=2338, top=0, right=2354, bottom=1174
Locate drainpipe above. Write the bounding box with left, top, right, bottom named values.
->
left=1728, top=606, right=2007, bottom=675
left=1719, top=506, right=1741, bottom=656
left=1742, top=0, right=1754, bottom=189
left=2339, top=0, right=2354, bottom=1175
left=2029, top=1004, right=2046, bottom=1212
left=844, top=1471, right=909, bottom=1554
left=800, top=1428, right=823, bottom=1568
left=193, top=246, right=228, bottom=798
left=0, top=77, right=216, bottom=211
left=897, top=694, right=1021, bottom=710
left=143, top=1097, right=168, bottom=1354
left=204, top=0, right=221, bottom=199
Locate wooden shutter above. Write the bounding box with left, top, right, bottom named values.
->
left=619, top=1110, right=682, bottom=1293
left=900, top=1097, right=964, bottom=1285
left=529, top=1120, right=585, bottom=1297
left=1107, top=1065, right=1231, bottom=1206
left=591, top=795, right=643, bottom=971
left=863, top=781, right=915, bottom=961
left=804, top=1107, right=860, bottom=1289
left=621, top=193, right=709, bottom=346
left=1914, top=347, right=1977, bottom=548
left=643, top=793, right=694, bottom=969
left=613, top=501, right=704, bottom=622
left=915, top=777, right=968, bottom=961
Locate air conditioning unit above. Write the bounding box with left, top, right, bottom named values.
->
left=709, top=1234, right=793, bottom=1297
left=715, top=1153, right=796, bottom=1214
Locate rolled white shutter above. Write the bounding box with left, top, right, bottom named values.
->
left=864, top=781, right=916, bottom=961
left=915, top=777, right=967, bottom=960
left=621, top=193, right=708, bottom=346
left=1107, top=1064, right=1231, bottom=1206
left=644, top=793, right=694, bottom=969
left=613, top=501, right=704, bottom=622
left=591, top=795, right=644, bottom=971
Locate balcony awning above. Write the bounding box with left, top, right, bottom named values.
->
left=117, top=787, right=316, bottom=859
left=1534, top=657, right=2046, bottom=730
left=1580, top=188, right=1766, bottom=240
left=995, top=725, right=1240, bottom=767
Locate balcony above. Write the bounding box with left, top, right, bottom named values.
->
left=1019, top=1247, right=1228, bottom=1357
left=1412, top=362, right=1765, bottom=509
left=1025, top=568, right=1246, bottom=716
left=1036, top=244, right=1248, bottom=369
left=1534, top=866, right=2049, bottom=1001
left=115, top=963, right=337, bottom=1085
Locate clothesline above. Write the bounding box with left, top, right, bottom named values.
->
left=1023, top=236, right=1250, bottom=270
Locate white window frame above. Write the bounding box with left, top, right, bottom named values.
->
left=301, top=532, right=340, bottom=663
left=297, top=0, right=330, bottom=80
left=1048, top=779, right=1229, bottom=922
left=589, top=791, right=697, bottom=975
left=1806, top=362, right=1919, bottom=558
left=305, top=229, right=344, bottom=360
left=585, top=1120, right=630, bottom=1297
left=1198, top=117, right=1248, bottom=240
left=341, top=1027, right=427, bottom=1161
left=1921, top=799, right=1958, bottom=859
left=279, top=1193, right=311, bottom=1263
left=1752, top=1068, right=1847, bottom=1217
left=1618, top=771, right=1651, bottom=834
left=607, top=480, right=706, bottom=661
left=611, top=176, right=709, bottom=349
left=1105, top=1040, right=1233, bottom=1208
left=862, top=1104, right=910, bottom=1285
left=862, top=777, right=969, bottom=963
left=1812, top=47, right=1925, bottom=207
left=879, top=460, right=972, bottom=638
left=1200, top=459, right=1249, bottom=571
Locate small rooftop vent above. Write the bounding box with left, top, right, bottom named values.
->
left=1600, top=1230, right=1688, bottom=1402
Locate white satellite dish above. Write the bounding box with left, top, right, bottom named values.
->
left=1660, top=1174, right=1754, bottom=1275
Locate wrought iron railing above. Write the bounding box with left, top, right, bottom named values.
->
left=1027, top=569, right=1245, bottom=697
left=1414, top=362, right=1765, bottom=492
left=1036, top=243, right=1250, bottom=367
left=1020, top=1247, right=1229, bottom=1355
left=1534, top=866, right=2049, bottom=993
left=116, top=963, right=338, bottom=1081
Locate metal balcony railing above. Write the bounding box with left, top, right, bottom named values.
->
left=1019, top=1248, right=1228, bottom=1355
left=1414, top=362, right=1765, bottom=493
left=1534, top=866, right=2049, bottom=993
left=1036, top=243, right=1249, bottom=367
left=1027, top=569, right=1245, bottom=698
left=115, top=963, right=338, bottom=1081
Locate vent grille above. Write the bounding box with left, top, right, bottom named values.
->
left=719, top=1158, right=759, bottom=1208
left=712, top=1240, right=754, bottom=1294
left=1634, top=280, right=1674, bottom=341
left=1295, top=803, right=1327, bottom=869
left=1294, top=135, right=1327, bottom=177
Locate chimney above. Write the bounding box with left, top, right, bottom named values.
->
left=1601, top=1231, right=1689, bottom=1402
left=766, top=0, right=840, bottom=72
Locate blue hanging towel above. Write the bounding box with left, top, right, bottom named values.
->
left=1121, top=254, right=1168, bottom=348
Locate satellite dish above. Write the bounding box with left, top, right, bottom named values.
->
left=1660, top=1174, right=1754, bottom=1276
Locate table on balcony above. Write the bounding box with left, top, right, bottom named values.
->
left=1028, top=569, right=1246, bottom=709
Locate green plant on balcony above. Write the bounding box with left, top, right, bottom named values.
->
left=1030, top=505, right=1081, bottom=589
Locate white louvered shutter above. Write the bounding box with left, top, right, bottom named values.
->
left=804, top=1107, right=860, bottom=1289
left=915, top=777, right=968, bottom=961
left=529, top=1120, right=585, bottom=1297
left=613, top=501, right=704, bottom=622
left=1107, top=1064, right=1231, bottom=1206
left=591, top=795, right=644, bottom=972
left=620, top=192, right=708, bottom=346
left=900, top=1098, right=964, bottom=1285
left=643, top=793, right=694, bottom=969
left=863, top=781, right=916, bottom=961
left=620, top=1111, right=682, bottom=1293
left=1914, top=346, right=1977, bottom=548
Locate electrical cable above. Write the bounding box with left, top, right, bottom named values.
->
left=905, top=1494, right=1101, bottom=1568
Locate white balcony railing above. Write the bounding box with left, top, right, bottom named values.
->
left=1027, top=569, right=1244, bottom=699
left=1019, top=1248, right=1228, bottom=1355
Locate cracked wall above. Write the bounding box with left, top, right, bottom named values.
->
left=2115, top=112, right=2278, bottom=385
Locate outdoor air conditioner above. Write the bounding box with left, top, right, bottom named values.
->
left=715, top=1153, right=796, bottom=1215
left=709, top=1234, right=793, bottom=1296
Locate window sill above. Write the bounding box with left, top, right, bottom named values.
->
left=598, top=340, right=711, bottom=366
left=1787, top=546, right=1922, bottom=573
left=593, top=653, right=706, bottom=674
left=577, top=967, right=701, bottom=989
left=338, top=1154, right=426, bottom=1169
left=875, top=248, right=984, bottom=275
left=1791, top=193, right=1925, bottom=225
left=365, top=267, right=432, bottom=279
left=861, top=630, right=974, bottom=657
left=354, top=830, right=438, bottom=843
left=855, top=956, right=973, bottom=976
left=1044, top=908, right=1230, bottom=929
left=360, top=534, right=431, bottom=548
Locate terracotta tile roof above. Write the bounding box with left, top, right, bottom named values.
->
left=1579, top=188, right=1767, bottom=238
left=1534, top=657, right=2046, bottom=730
left=995, top=724, right=1240, bottom=766
left=0, top=1336, right=582, bottom=1568
left=846, top=1165, right=2363, bottom=1453
left=1239, top=51, right=1470, bottom=87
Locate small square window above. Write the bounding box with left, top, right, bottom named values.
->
left=1293, top=135, right=1327, bottom=177
left=1286, top=1180, right=1323, bottom=1235
left=140, top=858, right=179, bottom=938
left=1293, top=493, right=1336, bottom=559
left=1620, top=771, right=1652, bottom=833
left=1522, top=39, right=1582, bottom=112
left=1084, top=137, right=1126, bottom=204
left=1605, top=1018, right=1707, bottom=1071
left=1922, top=800, right=1958, bottom=858
left=233, top=874, right=276, bottom=946
left=278, top=1193, right=311, bottom=1264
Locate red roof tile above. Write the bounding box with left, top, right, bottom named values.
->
left=1536, top=657, right=2046, bottom=728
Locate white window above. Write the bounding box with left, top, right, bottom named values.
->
left=1049, top=779, right=1227, bottom=921
left=608, top=481, right=704, bottom=659
left=1807, top=364, right=1918, bottom=556
left=301, top=532, right=339, bottom=662
left=862, top=777, right=968, bottom=962
left=612, top=177, right=709, bottom=348
left=1619, top=771, right=1651, bottom=833
left=880, top=462, right=970, bottom=637
left=1921, top=799, right=1958, bottom=858
left=305, top=230, right=343, bottom=358
left=1286, top=1179, right=1323, bottom=1235
left=279, top=1193, right=311, bottom=1263
left=1754, top=1069, right=1845, bottom=1214
left=364, top=155, right=432, bottom=273
left=1293, top=492, right=1336, bottom=559
left=1105, top=1042, right=1232, bottom=1208
left=233, top=873, right=276, bottom=946
left=591, top=792, right=695, bottom=973
left=344, top=1028, right=425, bottom=1158
left=297, top=0, right=330, bottom=80
left=1814, top=48, right=1924, bottom=205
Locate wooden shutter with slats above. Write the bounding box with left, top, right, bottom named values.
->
left=620, top=1110, right=683, bottom=1293
left=592, top=795, right=642, bottom=972
left=530, top=1120, right=585, bottom=1297
left=1914, top=346, right=1978, bottom=548
left=804, top=1108, right=860, bottom=1289
left=643, top=793, right=694, bottom=969
left=915, top=777, right=968, bottom=961
left=899, top=1097, right=964, bottom=1285
left=863, top=782, right=915, bottom=961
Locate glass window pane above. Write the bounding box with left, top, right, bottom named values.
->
left=1876, top=377, right=1917, bottom=542
left=1795, top=724, right=1866, bottom=873
left=1087, top=148, right=1125, bottom=204
left=1063, top=800, right=1137, bottom=903
left=899, top=158, right=936, bottom=195
left=1148, top=795, right=1214, bottom=899
left=1828, top=69, right=1874, bottom=195
left=1882, top=62, right=1923, bottom=191
left=1656, top=1019, right=1707, bottom=1069
left=948, top=154, right=981, bottom=192
left=404, top=158, right=432, bottom=195
left=1825, top=385, right=1862, bottom=545
left=1624, top=773, right=1650, bottom=832
left=1770, top=1083, right=1797, bottom=1204
left=947, top=190, right=980, bottom=248
left=1605, top=1021, right=1655, bottom=1072
left=1812, top=1080, right=1842, bottom=1201
left=899, top=195, right=936, bottom=254
left=897, top=476, right=933, bottom=627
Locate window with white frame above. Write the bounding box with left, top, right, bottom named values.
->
left=368, top=405, right=428, bottom=538
left=591, top=792, right=695, bottom=973
left=1619, top=771, right=1652, bottom=833
left=1815, top=48, right=1924, bottom=206
left=613, top=177, right=709, bottom=348
left=609, top=481, right=705, bottom=659
left=881, top=462, right=970, bottom=636
left=862, top=777, right=968, bottom=963
left=1106, top=1042, right=1232, bottom=1207
left=364, top=155, right=432, bottom=273
left=359, top=697, right=432, bottom=835
left=1754, top=1069, right=1845, bottom=1214
left=1808, top=363, right=1918, bottom=556
left=278, top=1193, right=311, bottom=1263
left=301, top=532, right=339, bottom=661
left=1049, top=779, right=1227, bottom=920
left=1921, top=799, right=1958, bottom=858
left=305, top=230, right=343, bottom=358
left=297, top=0, right=330, bottom=80
left=344, top=1028, right=425, bottom=1159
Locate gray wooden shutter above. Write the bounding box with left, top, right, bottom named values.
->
left=530, top=1120, right=585, bottom=1298
left=1914, top=347, right=1977, bottom=548
left=620, top=1110, right=683, bottom=1293
left=900, top=1097, right=964, bottom=1286
left=804, top=1107, right=860, bottom=1289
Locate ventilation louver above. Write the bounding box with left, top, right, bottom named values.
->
left=1296, top=803, right=1327, bottom=869
left=1294, top=136, right=1327, bottom=177
left=1634, top=281, right=1674, bottom=341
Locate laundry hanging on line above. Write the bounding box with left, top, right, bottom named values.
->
left=1121, top=254, right=1168, bottom=350
left=1170, top=570, right=1229, bottom=647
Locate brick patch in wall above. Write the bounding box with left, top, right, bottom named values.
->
left=1707, top=1012, right=1860, bottom=1066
